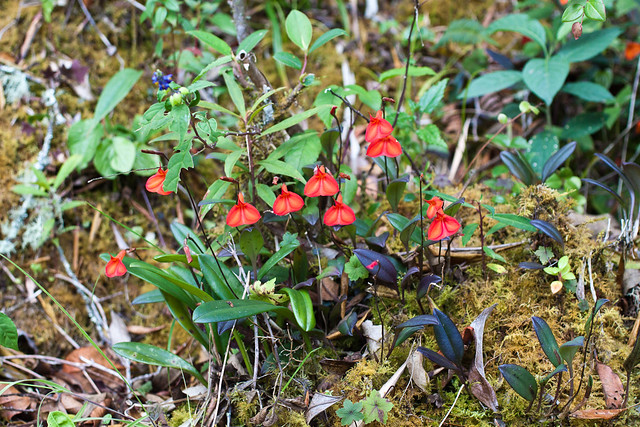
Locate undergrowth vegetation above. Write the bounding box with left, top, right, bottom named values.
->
left=1, top=0, right=640, bottom=425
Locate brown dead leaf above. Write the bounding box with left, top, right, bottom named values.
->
left=127, top=324, right=166, bottom=335
left=570, top=408, right=626, bottom=420
left=595, top=361, right=625, bottom=409
left=321, top=277, right=339, bottom=301
left=305, top=393, right=343, bottom=424
left=63, top=346, right=122, bottom=374
left=0, top=386, right=34, bottom=420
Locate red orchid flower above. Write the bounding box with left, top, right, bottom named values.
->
left=425, top=197, right=444, bottom=219
left=365, top=110, right=394, bottom=143
left=226, top=193, right=261, bottom=227
left=626, top=41, right=640, bottom=61
left=273, top=184, right=304, bottom=216
left=427, top=210, right=461, bottom=241
left=323, top=193, right=356, bottom=226
left=304, top=165, right=339, bottom=197
left=366, top=134, right=402, bottom=158
left=105, top=250, right=127, bottom=278
left=145, top=168, right=172, bottom=195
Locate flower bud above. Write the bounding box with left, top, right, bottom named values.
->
left=179, top=87, right=189, bottom=96
left=170, top=92, right=183, bottom=106
left=571, top=22, right=582, bottom=40
left=498, top=113, right=508, bottom=124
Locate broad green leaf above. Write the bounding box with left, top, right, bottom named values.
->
left=192, top=55, right=232, bottom=83
left=339, top=165, right=358, bottom=205
left=128, top=260, right=212, bottom=303
left=94, top=140, right=117, bottom=177
left=489, top=213, right=537, bottom=232
left=344, top=255, right=369, bottom=281
left=162, top=291, right=209, bottom=348
left=187, top=30, right=232, bottom=55
left=499, top=364, right=538, bottom=401
left=222, top=69, right=246, bottom=118
left=562, top=3, right=586, bottom=22
left=522, top=56, right=569, bottom=105
left=113, top=342, right=205, bottom=384
left=284, top=133, right=322, bottom=170
left=200, top=179, right=231, bottom=218
left=557, top=28, right=621, bottom=62
left=164, top=139, right=194, bottom=192
left=259, top=159, right=306, bottom=183
left=94, top=69, right=142, bottom=121
left=280, top=288, right=316, bottom=331
left=419, top=79, right=448, bottom=113
left=237, top=29, right=268, bottom=53
left=224, top=150, right=243, bottom=177
left=560, top=112, right=606, bottom=139
left=199, top=254, right=243, bottom=300
left=257, top=232, right=300, bottom=279
left=285, top=10, right=313, bottom=52
left=169, top=103, right=191, bottom=142
left=256, top=183, right=276, bottom=207
left=526, top=131, right=559, bottom=176
left=260, top=105, right=331, bottom=136
left=483, top=246, right=506, bottom=263
left=460, top=70, right=522, bottom=99
left=110, top=137, right=136, bottom=173
left=309, top=28, right=347, bottom=53
left=47, top=411, right=75, bottom=427
left=68, top=119, right=103, bottom=168
left=239, top=228, right=263, bottom=266
left=0, top=312, right=18, bottom=350
left=193, top=299, right=286, bottom=323
left=386, top=176, right=408, bottom=212
left=532, top=316, right=562, bottom=367
left=379, top=66, right=435, bottom=82
left=362, top=390, right=393, bottom=424
left=132, top=289, right=165, bottom=305
left=559, top=336, right=584, bottom=365
left=584, top=0, right=606, bottom=21
left=434, top=18, right=488, bottom=48
left=461, top=223, right=478, bottom=246
left=562, top=81, right=614, bottom=102
left=274, top=51, right=302, bottom=69
left=487, top=14, right=547, bottom=52
left=417, top=124, right=448, bottom=153
left=336, top=399, right=364, bottom=425
left=170, top=221, right=206, bottom=255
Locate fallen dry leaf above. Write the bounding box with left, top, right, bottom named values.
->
left=468, top=304, right=499, bottom=412
left=126, top=324, right=166, bottom=335
left=595, top=361, right=625, bottom=409
left=570, top=408, right=626, bottom=420
left=407, top=349, right=429, bottom=392
left=305, top=393, right=342, bottom=424
left=0, top=386, right=34, bottom=420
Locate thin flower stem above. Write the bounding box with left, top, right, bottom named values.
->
left=332, top=108, right=345, bottom=177
left=392, top=0, right=420, bottom=129
left=328, top=89, right=369, bottom=122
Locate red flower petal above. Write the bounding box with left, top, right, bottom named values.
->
left=427, top=212, right=461, bottom=241
left=273, top=184, right=304, bottom=215
left=626, top=42, right=640, bottom=61
left=427, top=218, right=445, bottom=241
left=323, top=193, right=355, bottom=226
left=366, top=135, right=402, bottom=158
left=425, top=197, right=443, bottom=219
left=365, top=110, right=394, bottom=143
left=304, top=165, right=339, bottom=197
left=226, top=193, right=261, bottom=227
left=105, top=250, right=127, bottom=277
left=145, top=168, right=172, bottom=195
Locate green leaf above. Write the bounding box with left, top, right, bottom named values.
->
left=435, top=18, right=487, bottom=48
left=256, top=183, right=276, bottom=207
left=192, top=55, right=232, bottom=83
left=224, top=150, right=243, bottom=177
left=499, top=364, right=538, bottom=401
left=500, top=151, right=536, bottom=185
left=109, top=137, right=136, bottom=173
left=52, top=154, right=83, bottom=191
left=585, top=298, right=608, bottom=333
left=199, top=254, right=243, bottom=300
left=562, top=3, right=586, bottom=22
left=522, top=56, right=569, bottom=105
left=94, top=69, right=142, bottom=121
left=345, top=254, right=369, bottom=281
left=239, top=228, right=263, bottom=266
left=113, top=342, right=205, bottom=384
left=309, top=28, right=347, bottom=53
left=47, top=411, right=75, bottom=427
left=12, top=184, right=48, bottom=197
left=284, top=133, right=322, bottom=170
left=483, top=246, right=507, bottom=263
left=487, top=14, right=547, bottom=52
left=489, top=213, right=537, bottom=232
left=286, top=10, right=313, bottom=52
left=257, top=232, right=300, bottom=279
left=68, top=119, right=103, bottom=169
left=584, top=0, right=606, bottom=20
left=433, top=308, right=464, bottom=366
left=532, top=316, right=562, bottom=367
left=541, top=141, right=576, bottom=183
left=259, top=159, right=306, bottom=183
left=362, top=390, right=393, bottom=424
left=280, top=288, right=316, bottom=331
left=526, top=131, right=560, bottom=176
left=260, top=105, right=331, bottom=137
left=162, top=291, right=209, bottom=348
left=562, top=82, right=614, bottom=102
left=274, top=51, right=302, bottom=69
left=164, top=139, right=194, bottom=192
left=41, top=0, right=54, bottom=23
left=336, top=399, right=364, bottom=425
left=560, top=112, right=606, bottom=139
left=0, top=312, right=19, bottom=350
left=222, top=69, right=246, bottom=118
left=237, top=29, right=268, bottom=54
left=379, top=66, right=435, bottom=82
left=556, top=28, right=621, bottom=62
left=193, top=299, right=285, bottom=323
left=419, top=79, right=448, bottom=113
left=459, top=71, right=522, bottom=99
left=187, top=30, right=232, bottom=55
left=559, top=336, right=584, bottom=365
left=386, top=176, right=408, bottom=212
left=417, top=124, right=448, bottom=153
left=461, top=223, right=478, bottom=246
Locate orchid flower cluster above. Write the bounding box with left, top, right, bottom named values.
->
left=105, top=110, right=460, bottom=278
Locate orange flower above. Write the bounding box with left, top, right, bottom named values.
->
left=559, top=0, right=568, bottom=5
left=366, top=134, right=402, bottom=158
left=626, top=42, right=640, bottom=61
left=273, top=184, right=304, bottom=216
left=105, top=250, right=127, bottom=278
left=226, top=193, right=261, bottom=227
left=365, top=110, right=394, bottom=143
left=304, top=165, right=339, bottom=197
left=427, top=211, right=461, bottom=241
left=145, top=168, right=172, bottom=195
left=323, top=193, right=356, bottom=226
left=425, top=197, right=443, bottom=219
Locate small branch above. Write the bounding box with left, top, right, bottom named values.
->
left=328, top=89, right=369, bottom=121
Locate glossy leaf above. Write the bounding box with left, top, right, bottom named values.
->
left=274, top=51, right=302, bottom=69
left=582, top=179, right=625, bottom=207
left=257, top=232, right=300, bottom=280
left=260, top=105, right=331, bottom=137
left=519, top=262, right=545, bottom=270
left=0, top=312, right=18, bottom=351
left=132, top=289, right=164, bottom=305
left=280, top=288, right=316, bottom=331
left=542, top=141, right=577, bottom=183
left=162, top=291, right=209, bottom=348
left=309, top=28, right=347, bottom=53
left=286, top=10, right=313, bottom=51
left=433, top=309, right=464, bottom=366
left=417, top=274, right=442, bottom=299
left=531, top=219, right=565, bottom=248
left=490, top=213, right=537, bottom=232
left=522, top=56, right=569, bottom=105
left=584, top=0, right=606, bottom=21
left=532, top=316, right=562, bottom=367
left=557, top=28, right=621, bottom=63
left=585, top=298, right=609, bottom=333
left=559, top=336, right=584, bottom=365
left=113, top=342, right=205, bottom=384
left=337, top=311, right=358, bottom=336
left=540, top=364, right=567, bottom=385
left=417, top=346, right=460, bottom=371
left=386, top=175, right=409, bottom=212
left=199, top=254, right=243, bottom=300
left=353, top=249, right=398, bottom=285
left=193, top=299, right=285, bottom=324
left=499, top=364, right=538, bottom=401
left=391, top=325, right=423, bottom=349
left=500, top=151, right=536, bottom=185
left=396, top=314, right=439, bottom=330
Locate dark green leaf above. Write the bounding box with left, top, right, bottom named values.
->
left=499, top=364, right=538, bottom=401
left=560, top=113, right=606, bottom=139
left=239, top=228, right=263, bottom=266
left=193, top=299, right=285, bottom=323
left=523, top=56, right=569, bottom=105
left=386, top=176, right=409, bottom=212
left=540, top=364, right=567, bottom=385
left=336, top=399, right=364, bottom=425
left=274, top=51, right=302, bottom=69
left=500, top=151, right=536, bottom=185
left=337, top=311, right=358, bottom=336
left=199, top=254, right=243, bottom=300
left=519, top=262, right=545, bottom=270
left=487, top=14, right=547, bottom=51
left=532, top=316, right=562, bottom=367
left=585, top=298, right=609, bottom=333
left=526, top=131, right=559, bottom=176
left=557, top=28, right=621, bottom=63
left=309, top=28, right=347, bottom=53
left=392, top=326, right=423, bottom=349
left=542, top=141, right=577, bottom=182
left=433, top=308, right=464, bottom=366
left=559, top=336, right=584, bottom=365
left=353, top=249, right=398, bottom=285
left=257, top=232, right=300, bottom=279
left=531, top=219, right=565, bottom=248
left=582, top=178, right=624, bottom=206
left=490, top=213, right=537, bottom=232
left=132, top=289, right=164, bottom=305
left=162, top=291, right=209, bottom=348
left=417, top=346, right=460, bottom=371
left=396, top=315, right=439, bottom=330
left=562, top=82, right=614, bottom=103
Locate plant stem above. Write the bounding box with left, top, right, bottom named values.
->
left=477, top=202, right=487, bottom=280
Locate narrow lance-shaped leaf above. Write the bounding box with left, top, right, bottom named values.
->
left=499, top=364, right=538, bottom=402
left=500, top=151, right=536, bottom=185
left=280, top=288, right=316, bottom=331
left=532, top=316, right=562, bottom=367
left=542, top=141, right=577, bottom=182
left=417, top=346, right=460, bottom=372
left=433, top=308, right=464, bottom=366
left=530, top=219, right=564, bottom=249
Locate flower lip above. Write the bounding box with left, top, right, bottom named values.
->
left=427, top=211, right=461, bottom=241
left=323, top=193, right=356, bottom=226
left=105, top=250, right=127, bottom=278
left=366, top=134, right=402, bottom=158
left=273, top=184, right=304, bottom=216
left=226, top=193, right=261, bottom=227
left=146, top=168, right=172, bottom=195
left=626, top=41, right=640, bottom=61
left=304, top=165, right=339, bottom=197
left=365, top=110, right=394, bottom=143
